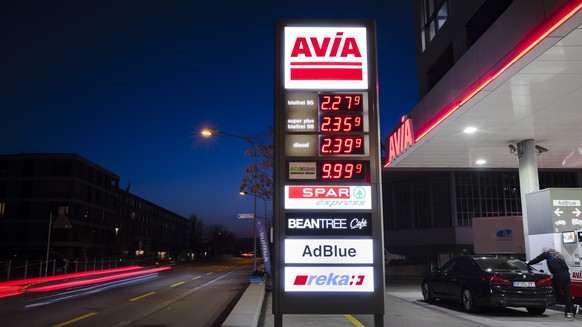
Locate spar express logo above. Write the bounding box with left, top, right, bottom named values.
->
left=284, top=26, right=368, bottom=90
left=285, top=186, right=370, bottom=209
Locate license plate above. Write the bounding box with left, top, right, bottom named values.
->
left=513, top=281, right=535, bottom=287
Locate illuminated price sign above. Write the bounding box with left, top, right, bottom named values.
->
left=275, top=20, right=381, bottom=313
left=319, top=135, right=365, bottom=155
left=288, top=161, right=370, bottom=181
left=319, top=114, right=364, bottom=132
left=318, top=94, right=364, bottom=111
left=320, top=161, right=369, bottom=181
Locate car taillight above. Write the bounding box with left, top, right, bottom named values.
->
left=488, top=275, right=511, bottom=286
left=536, top=277, right=552, bottom=287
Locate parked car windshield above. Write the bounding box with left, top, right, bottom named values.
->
left=474, top=258, right=528, bottom=271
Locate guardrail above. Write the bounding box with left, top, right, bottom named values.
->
left=0, top=258, right=146, bottom=281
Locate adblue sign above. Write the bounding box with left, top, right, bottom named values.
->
left=285, top=239, right=373, bottom=264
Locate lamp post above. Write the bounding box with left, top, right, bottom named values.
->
left=201, top=128, right=258, bottom=271
left=240, top=191, right=268, bottom=226
left=45, top=213, right=54, bottom=277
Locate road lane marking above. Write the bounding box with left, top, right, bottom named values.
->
left=206, top=272, right=213, bottom=275
left=129, top=291, right=156, bottom=302
left=52, top=312, right=97, bottom=327
left=170, top=281, right=185, bottom=288
left=343, top=314, right=365, bottom=327
left=113, top=270, right=235, bottom=327
left=192, top=276, right=201, bottom=280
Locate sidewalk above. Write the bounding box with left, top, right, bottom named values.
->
left=224, top=276, right=423, bottom=327
left=222, top=276, right=572, bottom=327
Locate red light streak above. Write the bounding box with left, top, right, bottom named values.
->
left=0, top=265, right=171, bottom=297
left=414, top=1, right=582, bottom=143
left=0, top=265, right=143, bottom=287
left=26, top=266, right=171, bottom=293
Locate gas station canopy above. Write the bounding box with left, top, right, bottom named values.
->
left=386, top=9, right=582, bottom=170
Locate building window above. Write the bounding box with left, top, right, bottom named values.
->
left=466, top=0, right=512, bottom=48
left=454, top=170, right=578, bottom=227
left=421, top=0, right=449, bottom=51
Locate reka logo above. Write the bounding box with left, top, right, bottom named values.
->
left=293, top=273, right=365, bottom=286
left=285, top=266, right=374, bottom=292
left=284, top=27, right=368, bottom=90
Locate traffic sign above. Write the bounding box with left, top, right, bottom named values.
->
left=237, top=213, right=254, bottom=219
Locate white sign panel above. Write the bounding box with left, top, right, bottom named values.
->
left=285, top=239, right=373, bottom=264
left=284, top=27, right=368, bottom=90
left=237, top=213, right=254, bottom=219
left=285, top=185, right=371, bottom=210
left=285, top=266, right=374, bottom=292
left=553, top=200, right=581, bottom=206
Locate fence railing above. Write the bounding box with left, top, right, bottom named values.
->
left=0, top=258, right=143, bottom=281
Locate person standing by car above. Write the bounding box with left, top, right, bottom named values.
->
left=528, top=247, right=579, bottom=318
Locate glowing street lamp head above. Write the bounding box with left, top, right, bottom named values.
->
left=201, top=129, right=216, bottom=137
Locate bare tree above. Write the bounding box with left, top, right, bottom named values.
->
left=240, top=127, right=273, bottom=201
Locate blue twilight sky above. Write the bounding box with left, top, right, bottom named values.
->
left=0, top=0, right=418, bottom=237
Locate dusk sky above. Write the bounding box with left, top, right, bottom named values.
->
left=1, top=1, right=418, bottom=237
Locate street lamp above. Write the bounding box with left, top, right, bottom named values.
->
left=240, top=190, right=268, bottom=226
left=201, top=128, right=259, bottom=271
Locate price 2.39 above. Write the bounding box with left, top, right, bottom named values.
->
left=320, top=136, right=365, bottom=155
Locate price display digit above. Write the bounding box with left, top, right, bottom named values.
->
left=318, top=161, right=369, bottom=181
left=318, top=94, right=364, bottom=111
left=319, top=135, right=365, bottom=155
left=319, top=114, right=364, bottom=132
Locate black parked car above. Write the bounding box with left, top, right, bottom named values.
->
left=421, top=255, right=555, bottom=314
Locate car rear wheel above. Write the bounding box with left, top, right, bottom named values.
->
left=421, top=282, right=435, bottom=303
left=462, top=288, right=481, bottom=313
left=525, top=306, right=546, bottom=315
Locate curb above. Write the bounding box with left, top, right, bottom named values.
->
left=223, top=282, right=266, bottom=327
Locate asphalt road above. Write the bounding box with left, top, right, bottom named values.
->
left=0, top=257, right=254, bottom=327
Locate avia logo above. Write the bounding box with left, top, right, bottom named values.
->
left=290, top=32, right=362, bottom=58
left=285, top=26, right=367, bottom=85
left=385, top=115, right=415, bottom=166
left=293, top=273, right=365, bottom=286
left=288, top=186, right=350, bottom=198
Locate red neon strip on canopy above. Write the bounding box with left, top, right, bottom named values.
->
left=414, top=1, right=582, bottom=143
